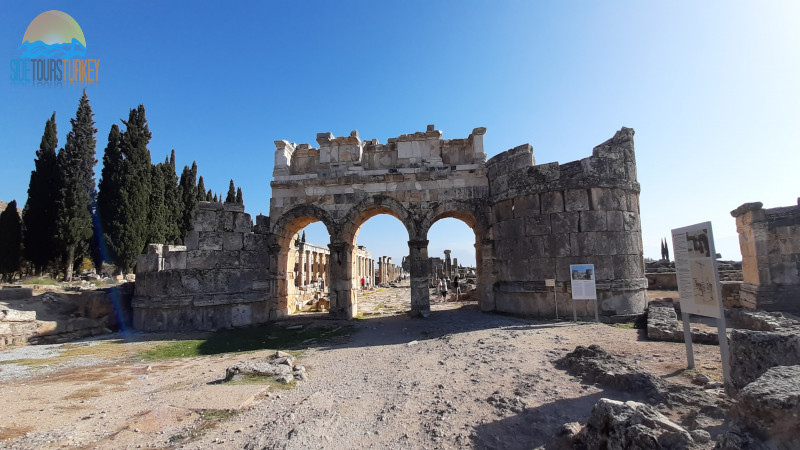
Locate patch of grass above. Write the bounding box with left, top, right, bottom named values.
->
left=138, top=324, right=353, bottom=361
left=0, top=425, right=33, bottom=440
left=610, top=322, right=635, bottom=329
left=19, top=277, right=59, bottom=285
left=63, top=387, right=102, bottom=400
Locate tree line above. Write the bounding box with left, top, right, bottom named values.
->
left=0, top=91, right=245, bottom=282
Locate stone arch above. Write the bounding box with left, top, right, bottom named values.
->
left=270, top=204, right=337, bottom=316
left=420, top=200, right=492, bottom=310
left=339, top=194, right=415, bottom=244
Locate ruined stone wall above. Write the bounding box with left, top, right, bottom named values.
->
left=731, top=199, right=800, bottom=312
left=484, top=128, right=646, bottom=316
left=133, top=202, right=277, bottom=331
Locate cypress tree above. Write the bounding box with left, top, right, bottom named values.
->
left=22, top=113, right=60, bottom=275
left=206, top=189, right=213, bottom=201
left=0, top=200, right=23, bottom=281
left=97, top=124, right=123, bottom=269
left=225, top=179, right=236, bottom=203
left=196, top=176, right=206, bottom=203
left=55, top=90, right=97, bottom=281
left=664, top=240, right=670, bottom=261
left=115, top=105, right=152, bottom=273
left=236, top=187, right=243, bottom=205
left=147, top=161, right=167, bottom=245
left=213, top=193, right=219, bottom=203
left=178, top=161, right=197, bottom=240
left=163, top=150, right=182, bottom=244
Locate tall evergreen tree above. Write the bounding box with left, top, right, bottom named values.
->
left=225, top=179, right=236, bottom=203
left=0, top=200, right=23, bottom=281
left=664, top=239, right=670, bottom=261
left=206, top=189, right=213, bottom=201
left=213, top=193, right=219, bottom=202
left=22, top=113, right=60, bottom=275
left=163, top=150, right=182, bottom=244
left=55, top=90, right=97, bottom=281
left=115, top=105, right=152, bottom=273
left=96, top=124, right=124, bottom=269
left=147, top=161, right=167, bottom=245
left=236, top=187, right=243, bottom=205
left=196, top=176, right=206, bottom=203
left=177, top=161, right=197, bottom=240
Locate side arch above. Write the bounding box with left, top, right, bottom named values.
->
left=271, top=203, right=338, bottom=241
left=419, top=200, right=487, bottom=239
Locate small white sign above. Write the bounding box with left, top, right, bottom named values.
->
left=545, top=279, right=555, bottom=287
left=569, top=264, right=597, bottom=300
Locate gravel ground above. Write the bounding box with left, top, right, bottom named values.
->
left=0, top=284, right=726, bottom=449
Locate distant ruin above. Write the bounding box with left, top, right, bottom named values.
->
left=133, top=125, right=646, bottom=329
left=732, top=199, right=800, bottom=313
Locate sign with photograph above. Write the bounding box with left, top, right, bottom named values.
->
left=569, top=264, right=597, bottom=300
left=671, top=222, right=721, bottom=318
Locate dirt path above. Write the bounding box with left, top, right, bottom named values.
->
left=0, top=285, right=724, bottom=449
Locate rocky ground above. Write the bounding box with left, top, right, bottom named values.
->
left=0, top=283, right=731, bottom=449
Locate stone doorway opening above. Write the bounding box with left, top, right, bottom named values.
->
left=350, top=213, right=410, bottom=316
left=427, top=217, right=481, bottom=304
left=288, top=221, right=332, bottom=314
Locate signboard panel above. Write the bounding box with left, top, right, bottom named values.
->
left=569, top=264, right=597, bottom=300
left=671, top=222, right=721, bottom=318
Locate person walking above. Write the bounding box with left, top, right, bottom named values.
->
left=454, top=276, right=460, bottom=300
left=441, top=277, right=448, bottom=301
left=361, top=276, right=365, bottom=290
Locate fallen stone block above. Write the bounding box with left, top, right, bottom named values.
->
left=646, top=301, right=718, bottom=344
left=572, top=398, right=695, bottom=449
left=729, top=329, right=800, bottom=391
left=736, top=365, right=800, bottom=443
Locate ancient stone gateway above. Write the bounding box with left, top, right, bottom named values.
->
left=269, top=125, right=646, bottom=319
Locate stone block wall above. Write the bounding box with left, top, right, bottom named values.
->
left=485, top=128, right=647, bottom=317
left=133, top=202, right=277, bottom=331
left=731, top=199, right=800, bottom=313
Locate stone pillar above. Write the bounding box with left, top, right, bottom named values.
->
left=409, top=239, right=431, bottom=316
left=306, top=250, right=312, bottom=286
left=453, top=258, right=458, bottom=277
left=297, top=245, right=305, bottom=288
left=328, top=241, right=356, bottom=319
left=477, top=239, right=494, bottom=311
left=444, top=250, right=452, bottom=279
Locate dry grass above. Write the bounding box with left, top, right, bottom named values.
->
left=0, top=425, right=34, bottom=440
left=62, top=387, right=102, bottom=400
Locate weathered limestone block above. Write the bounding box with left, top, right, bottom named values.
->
left=580, top=210, right=607, bottom=232
left=1, top=308, right=37, bottom=322
left=565, top=189, right=590, bottom=212
left=233, top=212, right=252, bottom=232
left=186, top=250, right=217, bottom=270
left=606, top=211, right=624, bottom=232
left=550, top=212, right=579, bottom=233
left=163, top=245, right=187, bottom=270
left=541, top=191, right=564, bottom=214
left=198, top=231, right=223, bottom=251
left=223, top=232, right=243, bottom=251
left=729, top=328, right=800, bottom=391
left=193, top=209, right=218, bottom=231
left=513, top=194, right=539, bottom=217
left=184, top=230, right=199, bottom=250
left=570, top=232, right=597, bottom=256
left=736, top=365, right=800, bottom=442
left=573, top=399, right=695, bottom=449
left=136, top=253, right=161, bottom=273
left=525, top=215, right=551, bottom=235
left=622, top=211, right=640, bottom=231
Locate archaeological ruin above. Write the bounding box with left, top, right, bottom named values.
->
left=731, top=199, right=800, bottom=313
left=133, top=125, right=646, bottom=330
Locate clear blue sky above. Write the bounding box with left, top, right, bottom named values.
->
left=2, top=1, right=799, bottom=267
